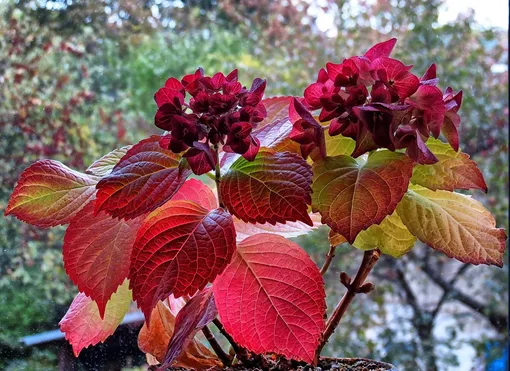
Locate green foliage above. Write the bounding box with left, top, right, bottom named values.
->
left=0, top=3, right=116, bottom=355
left=94, top=28, right=250, bottom=122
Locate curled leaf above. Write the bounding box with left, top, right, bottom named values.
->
left=138, top=298, right=220, bottom=369
left=160, top=288, right=218, bottom=369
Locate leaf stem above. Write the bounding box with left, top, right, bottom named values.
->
left=201, top=325, right=232, bottom=366
left=320, top=245, right=336, bottom=275
left=315, top=248, right=381, bottom=359
left=213, top=144, right=224, bottom=208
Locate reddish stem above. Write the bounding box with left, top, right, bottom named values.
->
left=213, top=144, right=224, bottom=208
left=320, top=245, right=336, bottom=275
left=315, top=248, right=381, bottom=360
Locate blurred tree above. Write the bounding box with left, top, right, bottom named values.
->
left=0, top=5, right=125, bottom=367
left=0, top=0, right=507, bottom=370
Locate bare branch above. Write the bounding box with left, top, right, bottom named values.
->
left=422, top=262, right=507, bottom=331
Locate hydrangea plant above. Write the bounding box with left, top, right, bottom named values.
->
left=5, top=39, right=506, bottom=370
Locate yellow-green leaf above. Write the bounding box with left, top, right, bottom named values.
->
left=396, top=186, right=506, bottom=266
left=411, top=138, right=487, bottom=192
left=353, top=212, right=416, bottom=258
left=86, top=145, right=132, bottom=177
left=308, top=132, right=355, bottom=163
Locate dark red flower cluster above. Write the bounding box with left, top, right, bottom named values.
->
left=154, top=68, right=267, bottom=174
left=290, top=38, right=463, bottom=164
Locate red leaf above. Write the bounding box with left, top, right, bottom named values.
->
left=220, top=149, right=313, bottom=226
left=129, top=200, right=236, bottom=321
left=160, top=288, right=217, bottom=369
left=213, top=234, right=326, bottom=363
left=59, top=281, right=131, bottom=356
left=63, top=200, right=143, bottom=318
left=95, top=135, right=191, bottom=219
left=312, top=151, right=413, bottom=243
left=171, top=179, right=218, bottom=210
left=5, top=160, right=98, bottom=227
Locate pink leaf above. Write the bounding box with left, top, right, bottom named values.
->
left=213, top=234, right=326, bottom=363
left=59, top=281, right=131, bottom=356
left=171, top=178, right=218, bottom=210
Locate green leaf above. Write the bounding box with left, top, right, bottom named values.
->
left=353, top=212, right=416, bottom=258
left=312, top=150, right=413, bottom=243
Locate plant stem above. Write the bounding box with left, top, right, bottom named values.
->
left=212, top=318, right=244, bottom=356
left=213, top=144, right=224, bottom=208
left=320, top=245, right=336, bottom=275
left=316, top=248, right=381, bottom=359
left=201, top=325, right=231, bottom=366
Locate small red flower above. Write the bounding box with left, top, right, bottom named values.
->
left=303, top=68, right=337, bottom=110
left=184, top=142, right=217, bottom=175
left=406, top=85, right=446, bottom=138
left=441, top=87, right=463, bottom=151
left=224, top=122, right=259, bottom=160
left=327, top=59, right=359, bottom=87
left=154, top=69, right=267, bottom=174
left=181, top=68, right=205, bottom=96
left=370, top=57, right=420, bottom=101
left=395, top=125, right=438, bottom=164
left=293, top=38, right=459, bottom=163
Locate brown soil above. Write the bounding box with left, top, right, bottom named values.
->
left=166, top=357, right=397, bottom=371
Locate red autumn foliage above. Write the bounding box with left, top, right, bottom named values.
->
left=4, top=39, right=506, bottom=369
left=129, top=200, right=236, bottom=322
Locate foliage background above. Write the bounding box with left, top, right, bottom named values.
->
left=0, top=0, right=507, bottom=370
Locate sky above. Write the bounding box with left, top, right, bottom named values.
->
left=439, top=0, right=508, bottom=29
left=311, top=0, right=508, bottom=36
